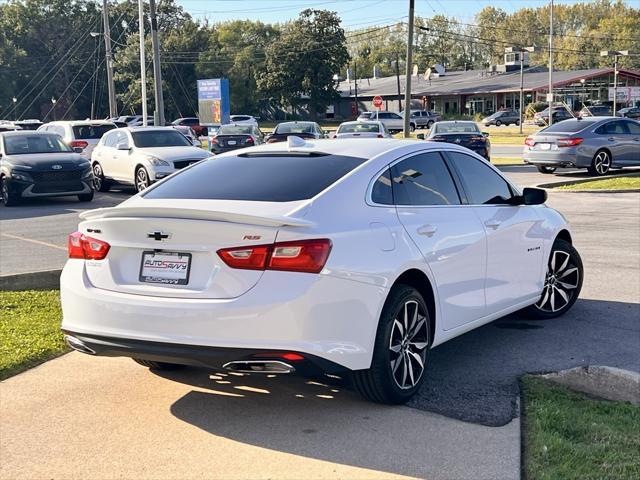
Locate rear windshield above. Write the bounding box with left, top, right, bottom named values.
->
left=541, top=120, right=596, bottom=133
left=434, top=123, right=479, bottom=134
left=131, top=130, right=192, bottom=147
left=274, top=123, right=314, bottom=134
left=218, top=125, right=253, bottom=135
left=72, top=124, right=115, bottom=139
left=143, top=153, right=366, bottom=202
left=338, top=123, right=380, bottom=133
left=231, top=116, right=251, bottom=121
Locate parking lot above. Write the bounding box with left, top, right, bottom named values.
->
left=2, top=165, right=639, bottom=422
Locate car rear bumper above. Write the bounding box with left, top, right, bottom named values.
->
left=61, top=331, right=347, bottom=376
left=523, top=149, right=583, bottom=167
left=60, top=260, right=384, bottom=371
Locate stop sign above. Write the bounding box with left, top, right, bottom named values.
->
left=373, top=95, right=383, bottom=109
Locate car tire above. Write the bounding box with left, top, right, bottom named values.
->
left=135, top=166, right=151, bottom=192
left=536, top=165, right=557, bottom=174
left=77, top=191, right=94, bottom=202
left=133, top=358, right=184, bottom=370
left=587, top=149, right=611, bottom=176
left=0, top=176, right=19, bottom=206
left=496, top=120, right=502, bottom=126
left=526, top=239, right=583, bottom=319
left=515, top=119, right=520, bottom=126
left=352, top=284, right=431, bottom=404
left=427, top=120, right=434, bottom=129
left=410, top=124, right=416, bottom=132
left=92, top=163, right=110, bottom=192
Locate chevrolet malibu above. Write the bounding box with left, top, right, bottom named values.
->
left=61, top=137, right=583, bottom=404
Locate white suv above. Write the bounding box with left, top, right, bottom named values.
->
left=90, top=127, right=212, bottom=192
left=38, top=120, right=116, bottom=159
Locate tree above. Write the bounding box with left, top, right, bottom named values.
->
left=258, top=9, right=349, bottom=119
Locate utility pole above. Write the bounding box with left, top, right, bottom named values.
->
left=138, top=0, right=148, bottom=126
left=395, top=53, right=402, bottom=112
left=354, top=60, right=358, bottom=119
left=506, top=46, right=538, bottom=134
left=102, top=0, right=117, bottom=118
left=149, top=0, right=165, bottom=126
left=600, top=50, right=630, bottom=116
left=548, top=0, right=554, bottom=125
left=403, top=0, right=415, bottom=138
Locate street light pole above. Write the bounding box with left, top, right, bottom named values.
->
left=102, top=0, right=117, bottom=118
left=403, top=0, right=415, bottom=138
left=506, top=46, right=538, bottom=134
left=600, top=50, right=630, bottom=116
left=138, top=0, right=148, bottom=126
left=149, top=0, right=165, bottom=126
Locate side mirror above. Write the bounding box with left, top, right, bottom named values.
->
left=522, top=187, right=547, bottom=205
left=73, top=147, right=83, bottom=154
left=483, top=132, right=490, bottom=137
left=416, top=133, right=425, bottom=140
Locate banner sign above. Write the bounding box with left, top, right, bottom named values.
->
left=197, top=79, right=230, bottom=126
left=608, top=86, right=640, bottom=103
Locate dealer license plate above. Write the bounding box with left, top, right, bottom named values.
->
left=228, top=140, right=236, bottom=145
left=539, top=143, right=551, bottom=150
left=139, top=251, right=191, bottom=285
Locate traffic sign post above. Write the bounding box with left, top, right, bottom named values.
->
left=373, top=95, right=383, bottom=121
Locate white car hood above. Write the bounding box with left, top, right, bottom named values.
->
left=135, top=146, right=211, bottom=161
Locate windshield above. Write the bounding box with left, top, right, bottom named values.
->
left=434, top=123, right=479, bottom=134
left=218, top=125, right=253, bottom=135
left=338, top=123, right=380, bottom=133
left=274, top=123, right=314, bottom=134
left=143, top=153, right=366, bottom=202
left=72, top=124, right=115, bottom=139
left=131, top=130, right=192, bottom=148
left=3, top=134, right=72, bottom=155
left=541, top=120, right=597, bottom=133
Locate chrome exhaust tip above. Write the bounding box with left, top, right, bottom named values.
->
left=64, top=335, right=96, bottom=355
left=223, top=360, right=294, bottom=374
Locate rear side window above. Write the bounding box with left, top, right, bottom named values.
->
left=371, top=169, right=393, bottom=205
left=143, top=154, right=367, bottom=202
left=390, top=152, right=460, bottom=206
left=73, top=124, right=115, bottom=139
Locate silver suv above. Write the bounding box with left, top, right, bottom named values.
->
left=405, top=110, right=442, bottom=129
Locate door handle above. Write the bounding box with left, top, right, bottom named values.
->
left=417, top=224, right=438, bottom=236
left=484, top=220, right=501, bottom=229
left=607, top=137, right=615, bottom=141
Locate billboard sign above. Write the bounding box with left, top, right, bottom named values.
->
left=197, top=79, right=230, bottom=126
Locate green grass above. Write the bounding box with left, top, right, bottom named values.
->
left=521, top=376, right=640, bottom=480
left=556, top=176, right=640, bottom=191
left=0, top=290, right=66, bottom=380
left=491, top=157, right=524, bottom=165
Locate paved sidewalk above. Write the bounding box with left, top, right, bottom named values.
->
left=0, top=353, right=520, bottom=480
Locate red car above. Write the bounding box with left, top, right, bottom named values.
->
left=171, top=117, right=207, bottom=136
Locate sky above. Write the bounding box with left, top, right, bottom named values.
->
left=176, top=0, right=593, bottom=28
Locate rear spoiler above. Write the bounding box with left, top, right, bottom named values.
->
left=79, top=206, right=314, bottom=228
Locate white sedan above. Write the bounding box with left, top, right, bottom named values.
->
left=334, top=121, right=392, bottom=139
left=91, top=126, right=212, bottom=192
left=61, top=137, right=582, bottom=404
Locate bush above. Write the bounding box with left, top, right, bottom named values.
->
left=525, top=102, right=547, bottom=119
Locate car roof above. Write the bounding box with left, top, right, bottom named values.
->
left=120, top=126, right=175, bottom=132
left=435, top=120, right=476, bottom=125
left=0, top=130, right=57, bottom=137
left=339, top=121, right=382, bottom=125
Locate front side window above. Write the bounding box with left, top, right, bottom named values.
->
left=595, top=121, right=629, bottom=135
left=447, top=152, right=513, bottom=205
left=390, top=152, right=461, bottom=206
left=102, top=131, right=118, bottom=147
left=3, top=134, right=72, bottom=155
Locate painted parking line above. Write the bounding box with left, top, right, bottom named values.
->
left=0, top=233, right=66, bottom=251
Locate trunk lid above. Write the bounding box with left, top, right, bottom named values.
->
left=79, top=199, right=311, bottom=299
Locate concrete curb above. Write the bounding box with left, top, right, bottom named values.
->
left=540, top=366, right=640, bottom=404
left=0, top=269, right=62, bottom=291
left=537, top=172, right=640, bottom=189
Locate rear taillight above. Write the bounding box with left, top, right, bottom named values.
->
left=556, top=137, right=583, bottom=147
left=267, top=138, right=280, bottom=144
left=524, top=137, right=535, bottom=147
left=217, top=239, right=332, bottom=274
left=68, top=231, right=110, bottom=260
left=245, top=136, right=254, bottom=145
left=210, top=136, right=218, bottom=145
left=70, top=140, right=89, bottom=149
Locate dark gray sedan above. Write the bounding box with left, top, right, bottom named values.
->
left=523, top=117, right=640, bottom=175
left=482, top=110, right=520, bottom=127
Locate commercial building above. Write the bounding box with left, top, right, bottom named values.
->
left=331, top=64, right=640, bottom=119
